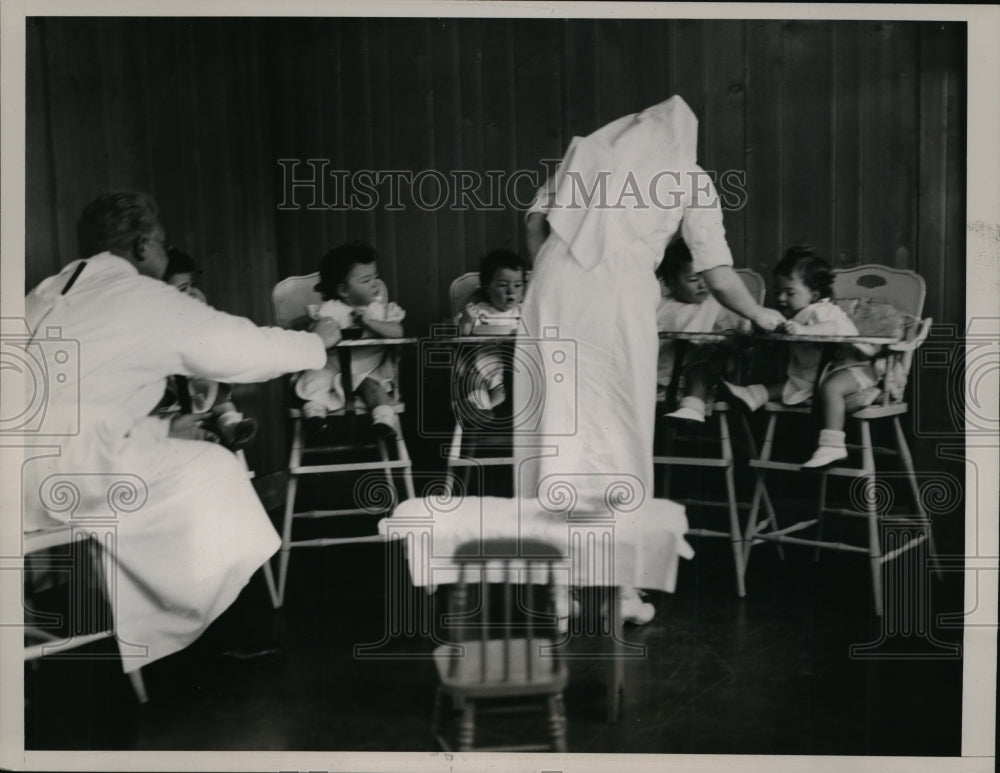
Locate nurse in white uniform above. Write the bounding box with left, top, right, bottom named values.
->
left=516, top=97, right=784, bottom=621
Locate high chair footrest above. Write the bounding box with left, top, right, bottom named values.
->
left=754, top=533, right=868, bottom=554
left=447, top=457, right=515, bottom=467
left=748, top=459, right=868, bottom=477
left=652, top=455, right=730, bottom=468
left=287, top=535, right=386, bottom=549
left=687, top=527, right=737, bottom=539
left=291, top=507, right=385, bottom=518
left=291, top=459, right=412, bottom=474
left=288, top=403, right=405, bottom=419
left=678, top=497, right=753, bottom=510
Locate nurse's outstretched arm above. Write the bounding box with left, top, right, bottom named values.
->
left=701, top=266, right=784, bottom=331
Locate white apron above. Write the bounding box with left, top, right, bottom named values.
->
left=21, top=253, right=325, bottom=671
left=514, top=96, right=734, bottom=510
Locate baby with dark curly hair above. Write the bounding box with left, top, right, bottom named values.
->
left=724, top=245, right=877, bottom=468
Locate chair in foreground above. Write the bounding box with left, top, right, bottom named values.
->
left=270, top=272, right=415, bottom=608
left=653, top=268, right=779, bottom=597
left=23, top=524, right=148, bottom=703
left=741, top=265, right=935, bottom=616
left=431, top=538, right=569, bottom=753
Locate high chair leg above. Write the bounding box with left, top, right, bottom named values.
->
left=859, top=420, right=884, bottom=617
left=813, top=472, right=828, bottom=562
left=718, top=412, right=746, bottom=597
left=261, top=560, right=280, bottom=609
left=893, top=416, right=941, bottom=579
left=660, top=417, right=674, bottom=498
left=445, top=422, right=464, bottom=497
left=395, top=429, right=416, bottom=500
left=740, top=414, right=784, bottom=561
left=276, top=473, right=298, bottom=608
left=743, top=413, right=778, bottom=568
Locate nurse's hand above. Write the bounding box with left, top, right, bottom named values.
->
left=313, top=317, right=342, bottom=348
left=752, top=307, right=786, bottom=332
left=169, top=412, right=220, bottom=443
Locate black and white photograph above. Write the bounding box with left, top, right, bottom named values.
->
left=1, top=2, right=996, bottom=771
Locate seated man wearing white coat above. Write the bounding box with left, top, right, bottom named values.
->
left=22, top=191, right=339, bottom=672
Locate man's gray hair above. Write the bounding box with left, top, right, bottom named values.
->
left=76, top=191, right=160, bottom=259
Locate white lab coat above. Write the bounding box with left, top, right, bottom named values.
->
left=22, top=253, right=325, bottom=672
left=514, top=96, right=734, bottom=510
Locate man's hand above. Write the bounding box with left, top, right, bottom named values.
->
left=313, top=317, right=342, bottom=348
left=169, top=412, right=219, bottom=443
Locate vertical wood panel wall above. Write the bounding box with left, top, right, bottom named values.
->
left=26, top=17, right=967, bottom=476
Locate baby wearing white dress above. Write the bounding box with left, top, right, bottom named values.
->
left=456, top=249, right=526, bottom=418
left=656, top=237, right=747, bottom=422
left=295, top=242, right=406, bottom=438
left=724, top=246, right=876, bottom=468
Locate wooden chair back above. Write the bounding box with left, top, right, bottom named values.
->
left=833, top=265, right=926, bottom=317
left=446, top=538, right=565, bottom=684
left=272, top=272, right=390, bottom=330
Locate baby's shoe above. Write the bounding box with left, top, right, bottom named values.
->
left=723, top=381, right=769, bottom=412
left=620, top=587, right=655, bottom=626
left=302, top=401, right=329, bottom=436
left=666, top=395, right=706, bottom=423
left=217, top=411, right=258, bottom=450
left=370, top=404, right=400, bottom=441
left=801, top=430, right=848, bottom=469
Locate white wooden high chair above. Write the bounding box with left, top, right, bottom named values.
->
left=652, top=268, right=779, bottom=598
left=270, top=273, right=415, bottom=608
left=443, top=272, right=520, bottom=497
left=740, top=265, right=934, bottom=616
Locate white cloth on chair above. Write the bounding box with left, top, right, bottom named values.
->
left=380, top=496, right=694, bottom=593
left=21, top=253, right=325, bottom=672
left=515, top=96, right=734, bottom=509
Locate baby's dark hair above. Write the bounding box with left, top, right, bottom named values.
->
left=656, top=237, right=694, bottom=287
left=773, top=243, right=834, bottom=298
left=315, top=241, right=378, bottom=300
left=164, top=246, right=197, bottom=282
left=479, top=249, right=527, bottom=289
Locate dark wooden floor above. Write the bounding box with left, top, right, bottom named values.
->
left=25, top=499, right=965, bottom=755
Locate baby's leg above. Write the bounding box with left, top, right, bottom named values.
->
left=356, top=376, right=392, bottom=408
left=818, top=370, right=859, bottom=432
left=357, top=377, right=399, bottom=439
left=801, top=370, right=858, bottom=468
left=666, top=360, right=711, bottom=423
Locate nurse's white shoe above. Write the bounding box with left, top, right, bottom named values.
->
left=620, top=587, right=655, bottom=626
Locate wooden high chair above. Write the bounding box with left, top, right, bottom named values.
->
left=442, top=272, right=520, bottom=497
left=653, top=268, right=778, bottom=598
left=269, top=273, right=416, bottom=608
left=740, top=265, right=934, bottom=616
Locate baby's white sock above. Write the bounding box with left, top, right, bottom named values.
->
left=817, top=429, right=846, bottom=448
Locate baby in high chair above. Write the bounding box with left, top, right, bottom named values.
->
left=724, top=245, right=877, bottom=468
left=656, top=237, right=745, bottom=423
left=456, top=248, right=526, bottom=418
left=160, top=247, right=258, bottom=450
left=296, top=242, right=406, bottom=438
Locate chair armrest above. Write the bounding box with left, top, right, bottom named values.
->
left=887, top=317, right=932, bottom=352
